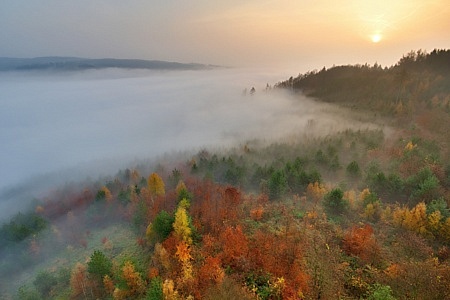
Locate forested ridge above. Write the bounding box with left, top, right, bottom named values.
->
left=1, top=50, right=450, bottom=299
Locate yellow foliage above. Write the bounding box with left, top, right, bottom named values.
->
left=306, top=181, right=327, bottom=202
left=404, top=141, right=417, bottom=151
left=406, top=202, right=429, bottom=235
left=392, top=203, right=430, bottom=236
left=175, top=180, right=187, bottom=195
left=392, top=206, right=408, bottom=227
left=306, top=211, right=318, bottom=220
left=440, top=218, right=450, bottom=242
left=270, top=277, right=286, bottom=297
left=363, top=202, right=381, bottom=221
left=154, top=243, right=171, bottom=271
left=163, top=279, right=180, bottom=300
left=148, top=172, right=165, bottom=197
left=173, top=207, right=192, bottom=244
left=359, top=188, right=371, bottom=203
left=178, top=198, right=190, bottom=210
left=113, top=287, right=129, bottom=300
left=380, top=206, right=392, bottom=223
left=100, top=186, right=112, bottom=202
left=427, top=211, right=442, bottom=234
left=344, top=190, right=356, bottom=209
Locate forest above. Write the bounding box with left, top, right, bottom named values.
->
left=1, top=49, right=449, bottom=299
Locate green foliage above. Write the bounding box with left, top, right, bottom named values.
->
left=0, top=212, right=47, bottom=247
left=118, top=188, right=131, bottom=205
left=268, top=170, right=288, bottom=200
left=406, top=167, right=441, bottom=202
left=323, top=188, right=348, bottom=215
left=87, top=250, right=113, bottom=279
left=427, top=198, right=450, bottom=218
left=15, top=285, right=42, bottom=300
left=146, top=277, right=163, bottom=300
left=362, top=191, right=380, bottom=207
left=245, top=273, right=273, bottom=300
left=346, top=160, right=360, bottom=177
left=95, top=189, right=106, bottom=201
left=366, top=284, right=396, bottom=300
left=33, top=271, right=57, bottom=297
left=152, top=210, right=174, bottom=241
left=133, top=200, right=148, bottom=231
left=177, top=188, right=193, bottom=202
left=275, top=49, right=450, bottom=115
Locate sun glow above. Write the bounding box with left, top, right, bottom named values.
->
left=371, top=33, right=382, bottom=43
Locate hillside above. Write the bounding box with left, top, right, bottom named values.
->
left=1, top=50, right=449, bottom=300
left=0, top=57, right=216, bottom=72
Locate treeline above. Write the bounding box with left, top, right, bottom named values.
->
left=275, top=49, right=450, bottom=115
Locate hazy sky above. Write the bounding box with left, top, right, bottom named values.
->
left=1, top=1, right=449, bottom=70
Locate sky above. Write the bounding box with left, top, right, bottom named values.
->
left=1, top=0, right=449, bottom=71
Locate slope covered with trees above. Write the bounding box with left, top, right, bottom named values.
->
left=1, top=50, right=449, bottom=299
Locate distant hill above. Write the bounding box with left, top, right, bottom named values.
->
left=0, top=56, right=218, bottom=71
left=276, top=49, right=450, bottom=115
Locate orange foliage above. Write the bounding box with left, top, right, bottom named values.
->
left=103, top=275, right=115, bottom=295
left=198, top=256, right=224, bottom=285
left=35, top=205, right=44, bottom=214
left=250, top=206, right=264, bottom=221
left=148, top=267, right=159, bottom=279
left=175, top=241, right=192, bottom=263
left=342, top=224, right=380, bottom=263
left=70, top=263, right=92, bottom=299
left=121, top=261, right=146, bottom=297
left=219, top=225, right=249, bottom=270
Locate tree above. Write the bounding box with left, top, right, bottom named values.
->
left=323, top=188, right=348, bottom=216
left=173, top=206, right=192, bottom=244
left=146, top=277, right=163, bottom=300
left=149, top=210, right=174, bottom=242
left=346, top=161, right=361, bottom=177
left=96, top=186, right=112, bottom=202
left=33, top=270, right=57, bottom=298
left=70, top=263, right=91, bottom=299
left=87, top=250, right=113, bottom=280
left=116, top=261, right=146, bottom=298
left=366, top=284, right=396, bottom=300
left=268, top=170, right=288, bottom=200
left=342, top=224, right=380, bottom=263
left=148, top=173, right=165, bottom=197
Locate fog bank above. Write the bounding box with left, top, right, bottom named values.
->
left=0, top=68, right=385, bottom=220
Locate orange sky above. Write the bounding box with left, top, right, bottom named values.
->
left=1, top=0, right=449, bottom=71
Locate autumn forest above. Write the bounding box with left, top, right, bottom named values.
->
left=1, top=49, right=450, bottom=300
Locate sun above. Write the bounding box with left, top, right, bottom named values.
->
left=371, top=33, right=382, bottom=43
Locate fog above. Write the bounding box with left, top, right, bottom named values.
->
left=0, top=68, right=385, bottom=220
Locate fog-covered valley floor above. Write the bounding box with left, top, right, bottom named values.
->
left=0, top=68, right=386, bottom=220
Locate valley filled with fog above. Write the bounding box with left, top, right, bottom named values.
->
left=0, top=68, right=384, bottom=219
